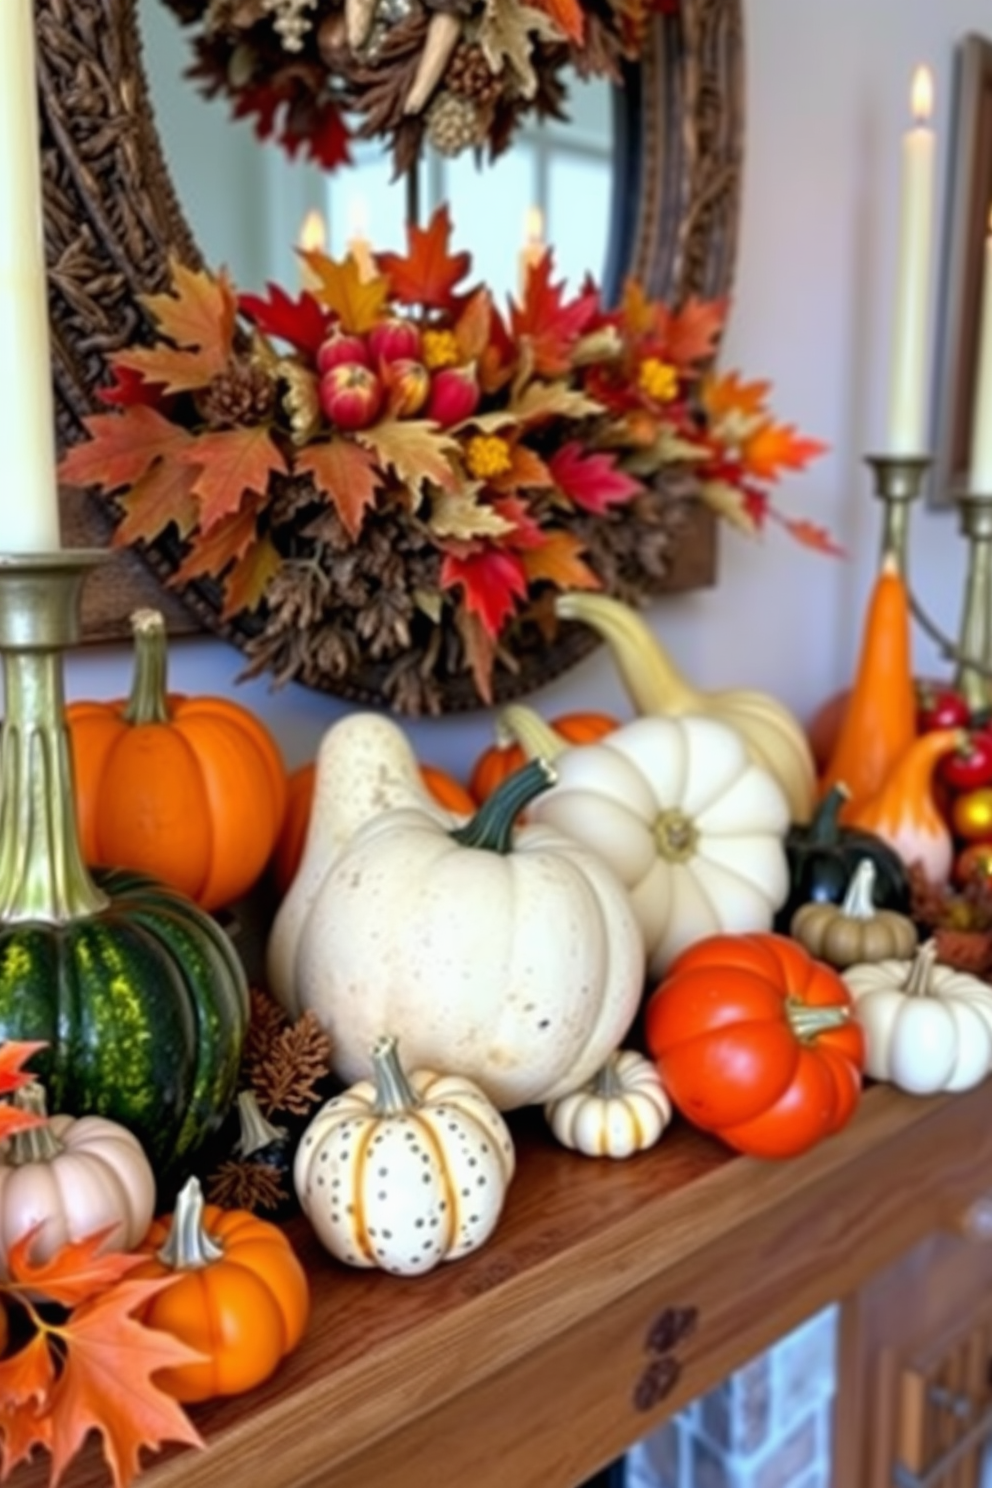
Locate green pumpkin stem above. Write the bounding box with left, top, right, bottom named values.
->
left=6, top=1083, right=62, bottom=1165
left=156, top=1175, right=224, bottom=1269
left=233, top=1089, right=288, bottom=1159
left=0, top=555, right=109, bottom=922
left=903, top=938, right=940, bottom=997
left=122, top=610, right=171, bottom=725
left=806, top=783, right=852, bottom=845
left=592, top=1054, right=626, bottom=1099
left=840, top=858, right=878, bottom=920
left=450, top=758, right=556, bottom=854
left=785, top=999, right=851, bottom=1041
left=371, top=1036, right=420, bottom=1115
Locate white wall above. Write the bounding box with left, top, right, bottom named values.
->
left=62, top=0, right=992, bottom=776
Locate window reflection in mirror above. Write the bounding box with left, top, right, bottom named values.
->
left=141, top=2, right=612, bottom=304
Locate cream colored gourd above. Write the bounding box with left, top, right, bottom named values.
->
left=555, top=590, right=816, bottom=824
left=267, top=712, right=460, bottom=1015
left=789, top=859, right=919, bottom=968
left=544, top=1050, right=672, bottom=1158
left=0, top=1084, right=157, bottom=1273
left=842, top=940, right=992, bottom=1094
left=294, top=1036, right=515, bottom=1275
left=499, top=705, right=790, bottom=979
left=290, top=759, right=645, bottom=1108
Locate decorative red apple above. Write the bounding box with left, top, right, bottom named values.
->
left=426, top=364, right=480, bottom=426
left=319, top=363, right=383, bottom=429
left=385, top=358, right=430, bottom=418
left=317, top=332, right=371, bottom=375
left=368, top=317, right=422, bottom=364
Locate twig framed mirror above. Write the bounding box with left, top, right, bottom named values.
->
left=931, top=32, right=992, bottom=506
left=46, top=0, right=745, bottom=713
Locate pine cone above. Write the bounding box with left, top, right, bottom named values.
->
left=446, top=41, right=501, bottom=103
left=198, top=359, right=278, bottom=427
left=424, top=89, right=484, bottom=155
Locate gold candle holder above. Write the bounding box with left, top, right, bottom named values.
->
left=864, top=454, right=931, bottom=575
left=0, top=550, right=108, bottom=922
left=953, top=493, right=992, bottom=715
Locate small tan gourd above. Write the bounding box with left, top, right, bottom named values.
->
left=789, top=859, right=919, bottom=968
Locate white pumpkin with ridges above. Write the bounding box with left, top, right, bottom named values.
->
left=545, top=1050, right=672, bottom=1158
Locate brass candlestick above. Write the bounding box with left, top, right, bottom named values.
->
left=952, top=493, right=992, bottom=714
left=0, top=550, right=108, bottom=922
left=864, top=454, right=931, bottom=574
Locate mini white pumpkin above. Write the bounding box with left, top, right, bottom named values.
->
left=0, top=1083, right=157, bottom=1273
left=500, top=705, right=791, bottom=978
left=842, top=939, right=992, bottom=1094
left=545, top=1050, right=672, bottom=1158
left=294, top=1036, right=515, bottom=1276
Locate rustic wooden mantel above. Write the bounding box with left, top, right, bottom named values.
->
left=21, top=1079, right=992, bottom=1488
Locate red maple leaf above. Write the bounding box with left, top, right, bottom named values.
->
left=440, top=547, right=529, bottom=637
left=238, top=285, right=332, bottom=358
left=377, top=204, right=472, bottom=311
left=97, top=366, right=170, bottom=410
left=510, top=255, right=601, bottom=377
left=547, top=443, right=645, bottom=514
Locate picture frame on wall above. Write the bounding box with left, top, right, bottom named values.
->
left=931, top=32, right=992, bottom=506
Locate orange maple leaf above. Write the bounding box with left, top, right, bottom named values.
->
left=172, top=491, right=266, bottom=592
left=5, top=1226, right=145, bottom=1311
left=220, top=535, right=284, bottom=617
left=141, top=259, right=238, bottom=357
left=453, top=288, right=493, bottom=362
left=0, top=1332, right=54, bottom=1477
left=739, top=421, right=829, bottom=480
left=778, top=516, right=847, bottom=557
left=296, top=437, right=384, bottom=540
left=701, top=370, right=773, bottom=422
left=655, top=297, right=728, bottom=368
left=377, top=204, right=472, bottom=311
left=113, top=461, right=200, bottom=548
left=46, top=1278, right=205, bottom=1488
left=454, top=606, right=497, bottom=707
left=0, top=1042, right=47, bottom=1142
left=306, top=254, right=391, bottom=335
left=57, top=408, right=195, bottom=495
left=522, top=531, right=602, bottom=591
left=178, top=425, right=288, bottom=531
left=529, top=0, right=584, bottom=42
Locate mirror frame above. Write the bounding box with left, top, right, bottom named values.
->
left=46, top=0, right=744, bottom=707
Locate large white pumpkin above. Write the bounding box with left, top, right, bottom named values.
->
left=291, top=759, right=646, bottom=1109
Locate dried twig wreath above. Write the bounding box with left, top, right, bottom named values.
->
left=44, top=0, right=751, bottom=712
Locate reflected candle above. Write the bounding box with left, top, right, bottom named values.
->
left=0, top=0, right=62, bottom=551
left=970, top=210, right=992, bottom=492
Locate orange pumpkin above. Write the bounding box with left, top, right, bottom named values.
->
left=271, top=758, right=476, bottom=897
left=133, top=1176, right=310, bottom=1403
left=469, top=711, right=619, bottom=803
left=67, top=609, right=287, bottom=911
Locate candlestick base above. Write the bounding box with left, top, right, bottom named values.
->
left=864, top=455, right=931, bottom=574
left=953, top=494, right=992, bottom=714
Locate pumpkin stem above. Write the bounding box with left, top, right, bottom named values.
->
left=233, top=1089, right=288, bottom=1159
left=498, top=706, right=566, bottom=764
left=156, top=1175, right=224, bottom=1270
left=840, top=858, right=879, bottom=919
left=554, top=590, right=694, bottom=714
left=785, top=999, right=852, bottom=1041
left=904, top=938, right=940, bottom=997
left=450, top=758, right=556, bottom=854
left=5, top=1083, right=63, bottom=1165
left=371, top=1036, right=420, bottom=1115
left=807, top=784, right=852, bottom=845
left=592, top=1053, right=626, bottom=1099
left=0, top=554, right=110, bottom=922
left=122, top=610, right=171, bottom=725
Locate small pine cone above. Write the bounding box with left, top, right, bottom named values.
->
left=446, top=42, right=502, bottom=105
left=424, top=90, right=484, bottom=156
left=199, top=359, right=278, bottom=427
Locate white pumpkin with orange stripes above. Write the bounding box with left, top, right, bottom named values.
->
left=544, top=1050, right=672, bottom=1159
left=294, top=1035, right=515, bottom=1276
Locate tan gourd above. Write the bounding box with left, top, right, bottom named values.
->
left=789, top=859, right=919, bottom=968
left=845, top=728, right=963, bottom=885
left=554, top=590, right=816, bottom=823
left=819, top=555, right=917, bottom=815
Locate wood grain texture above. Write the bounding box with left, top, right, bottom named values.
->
left=15, top=1080, right=992, bottom=1488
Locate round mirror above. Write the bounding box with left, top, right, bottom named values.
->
left=47, top=0, right=744, bottom=714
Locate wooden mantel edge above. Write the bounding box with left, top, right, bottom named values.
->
left=180, top=1083, right=966, bottom=1480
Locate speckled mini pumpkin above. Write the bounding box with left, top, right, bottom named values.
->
left=293, top=1036, right=516, bottom=1276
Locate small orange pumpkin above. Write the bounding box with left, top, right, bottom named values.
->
left=469, top=711, right=618, bottom=803
left=133, top=1176, right=310, bottom=1403
left=271, top=758, right=476, bottom=897
left=67, top=609, right=287, bottom=911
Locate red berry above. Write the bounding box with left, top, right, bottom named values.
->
left=937, top=730, right=992, bottom=792
left=915, top=679, right=971, bottom=733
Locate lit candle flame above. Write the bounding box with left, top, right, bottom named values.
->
left=523, top=205, right=544, bottom=250
left=911, top=65, right=933, bottom=126
left=299, top=209, right=326, bottom=256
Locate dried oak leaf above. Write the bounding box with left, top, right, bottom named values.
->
left=249, top=1011, right=333, bottom=1117
left=206, top=1161, right=289, bottom=1213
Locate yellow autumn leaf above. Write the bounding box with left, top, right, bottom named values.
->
left=356, top=419, right=460, bottom=500
left=699, top=479, right=759, bottom=535
left=429, top=486, right=518, bottom=542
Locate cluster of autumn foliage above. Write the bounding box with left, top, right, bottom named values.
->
left=60, top=206, right=831, bottom=703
